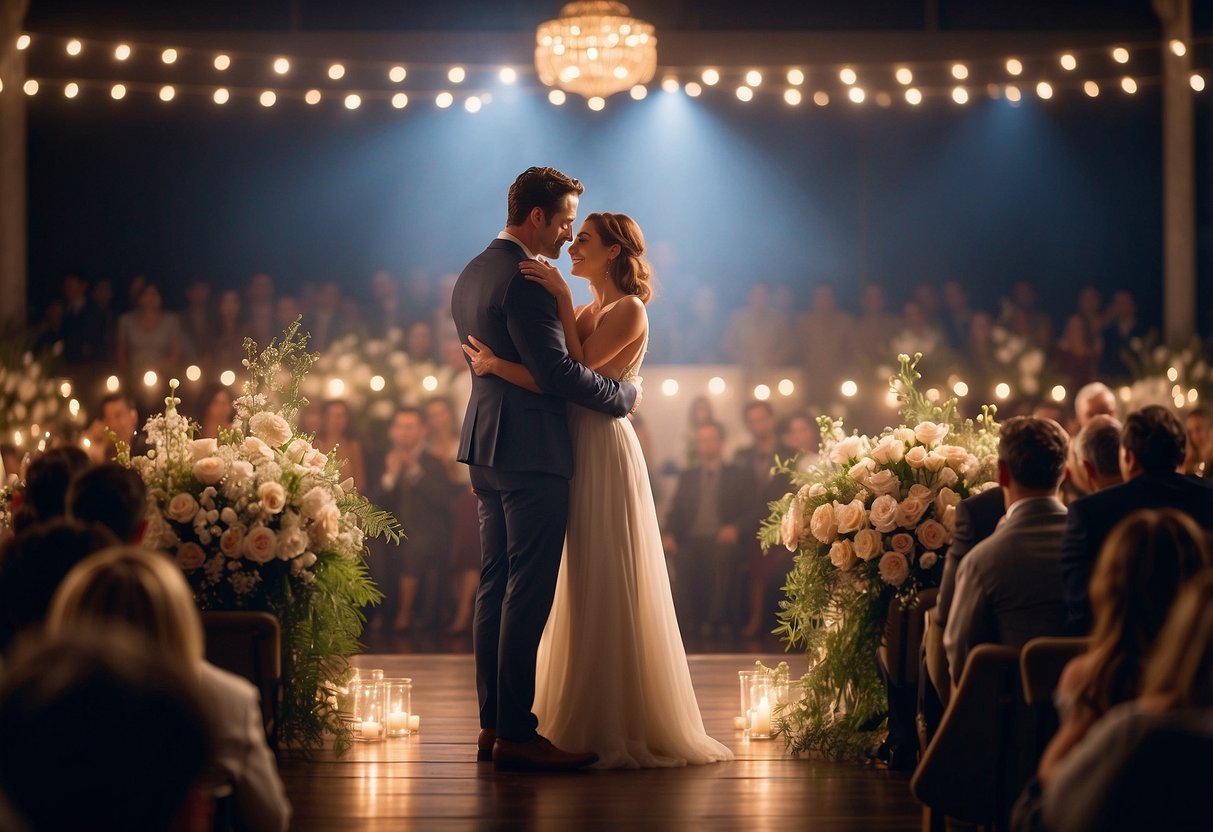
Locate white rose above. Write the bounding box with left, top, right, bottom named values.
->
left=806, top=483, right=827, bottom=499
left=285, top=438, right=312, bottom=464
left=831, top=435, right=866, bottom=464
left=193, top=457, right=226, bottom=485
left=311, top=503, right=341, bottom=544
left=905, top=446, right=929, bottom=469
left=144, top=512, right=178, bottom=549
left=781, top=502, right=805, bottom=552
left=835, top=498, right=868, bottom=534
left=810, top=502, right=838, bottom=544
left=914, top=422, right=950, bottom=447
left=167, top=493, right=199, bottom=524
left=258, top=481, right=287, bottom=514
left=829, top=540, right=857, bottom=571
left=865, top=469, right=902, bottom=499
left=250, top=412, right=293, bottom=447
left=304, top=449, right=329, bottom=470
left=227, top=459, right=254, bottom=488
left=890, top=533, right=915, bottom=555
left=917, top=519, right=949, bottom=551
left=924, top=452, right=947, bottom=472
left=849, top=458, right=876, bottom=482
left=244, top=526, right=278, bottom=564
left=935, top=487, right=961, bottom=518
left=919, top=551, right=939, bottom=570
left=869, top=494, right=899, bottom=533
left=242, top=436, right=275, bottom=462
left=220, top=527, right=245, bottom=558
left=895, top=496, right=930, bottom=528
left=936, top=445, right=971, bottom=471
left=853, top=528, right=883, bottom=561
left=278, top=527, right=309, bottom=560
left=894, top=427, right=916, bottom=445
left=870, top=436, right=905, bottom=465
left=879, top=551, right=911, bottom=586
left=175, top=542, right=206, bottom=570
left=190, top=438, right=217, bottom=460
left=940, top=504, right=957, bottom=533
left=936, top=467, right=959, bottom=488
left=301, top=486, right=334, bottom=518
left=907, top=483, right=932, bottom=500
left=963, top=455, right=983, bottom=482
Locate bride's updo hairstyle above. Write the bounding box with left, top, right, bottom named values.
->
left=587, top=212, right=653, bottom=304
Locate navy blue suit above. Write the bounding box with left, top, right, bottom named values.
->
left=452, top=238, right=636, bottom=741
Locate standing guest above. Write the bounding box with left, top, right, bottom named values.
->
left=210, top=289, right=248, bottom=376
left=32, top=300, right=66, bottom=356
left=245, top=273, right=277, bottom=346
left=680, top=286, right=725, bottom=364
left=724, top=282, right=790, bottom=378
left=779, top=412, right=819, bottom=473
left=194, top=384, right=235, bottom=439
left=10, top=446, right=93, bottom=535
left=60, top=273, right=105, bottom=369
left=1099, top=290, right=1145, bottom=379
left=1061, top=405, right=1213, bottom=634
left=891, top=300, right=946, bottom=360
left=1008, top=280, right=1053, bottom=347
left=1075, top=285, right=1107, bottom=357
left=315, top=399, right=367, bottom=492
left=944, top=416, right=1071, bottom=685
left=181, top=279, right=212, bottom=364
left=274, top=294, right=304, bottom=332
left=962, top=311, right=998, bottom=400
left=116, top=283, right=182, bottom=395
left=424, top=396, right=468, bottom=484
left=794, top=283, right=854, bottom=406
left=309, top=281, right=358, bottom=351
left=67, top=463, right=148, bottom=544
left=1053, top=314, right=1100, bottom=391
left=365, top=270, right=408, bottom=339
left=1183, top=405, right=1213, bottom=477
left=855, top=284, right=902, bottom=366
left=406, top=321, right=437, bottom=365
left=683, top=395, right=717, bottom=466
left=662, top=421, right=753, bottom=637
left=378, top=407, right=459, bottom=633
left=941, top=280, right=973, bottom=349
left=89, top=277, right=118, bottom=366
left=47, top=547, right=291, bottom=832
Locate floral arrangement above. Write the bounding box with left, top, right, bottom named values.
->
left=1122, top=333, right=1213, bottom=413
left=122, top=321, right=399, bottom=753
left=760, top=354, right=999, bottom=759
left=0, top=350, right=80, bottom=446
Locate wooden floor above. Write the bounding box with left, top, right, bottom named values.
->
left=280, top=654, right=922, bottom=831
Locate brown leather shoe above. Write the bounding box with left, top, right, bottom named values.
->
left=477, top=728, right=496, bottom=762
left=492, top=736, right=599, bottom=772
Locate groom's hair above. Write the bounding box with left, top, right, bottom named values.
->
left=507, top=166, right=584, bottom=226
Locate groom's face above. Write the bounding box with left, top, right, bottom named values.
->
left=536, top=194, right=579, bottom=260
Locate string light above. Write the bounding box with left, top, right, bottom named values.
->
left=587, top=96, right=605, bottom=110
left=952, top=86, right=968, bottom=104
left=161, top=48, right=178, bottom=64
left=895, top=67, right=913, bottom=85
left=905, top=87, right=922, bottom=105
left=1121, top=76, right=1137, bottom=94
left=1169, top=39, right=1187, bottom=57
left=1005, top=85, right=1022, bottom=102
left=1084, top=80, right=1100, bottom=97
left=1060, top=53, right=1077, bottom=71
left=66, top=39, right=82, bottom=56
left=435, top=91, right=453, bottom=108
left=754, top=384, right=771, bottom=401
left=1112, top=46, right=1130, bottom=64
left=391, top=92, right=408, bottom=108
left=143, top=370, right=159, bottom=388
left=661, top=77, right=679, bottom=93
left=661, top=379, right=679, bottom=396
left=422, top=376, right=439, bottom=392
left=185, top=365, right=202, bottom=382
left=548, top=89, right=566, bottom=105
left=784, top=88, right=801, bottom=106
left=345, top=93, right=363, bottom=109
left=328, top=63, right=345, bottom=80
left=448, top=66, right=466, bottom=83
left=160, top=85, right=175, bottom=101
left=848, top=87, right=865, bottom=103
left=16, top=34, right=31, bottom=50
left=736, top=86, right=753, bottom=102
left=1035, top=81, right=1053, bottom=99
left=813, top=90, right=829, bottom=106
left=389, top=66, right=407, bottom=83
left=64, top=82, right=79, bottom=98
left=213, top=54, right=231, bottom=71
left=273, top=57, right=290, bottom=74
left=839, top=67, right=857, bottom=85
left=745, top=70, right=762, bottom=87
left=259, top=90, right=276, bottom=107
left=466, top=95, right=484, bottom=112
left=499, top=67, right=517, bottom=84
left=685, top=81, right=702, bottom=97
left=787, top=68, right=805, bottom=86
left=105, top=375, right=120, bottom=392
left=114, top=43, right=131, bottom=61
left=304, top=89, right=321, bottom=105
left=220, top=370, right=237, bottom=386
left=951, top=63, right=968, bottom=80
left=1051, top=385, right=1067, bottom=402
left=708, top=377, right=726, bottom=395
left=629, top=84, right=647, bottom=100
left=840, top=380, right=858, bottom=397
left=702, top=68, right=720, bottom=86
left=370, top=375, right=386, bottom=392
left=778, top=379, right=795, bottom=397
left=1005, top=58, right=1023, bottom=76
left=1193, top=74, right=1207, bottom=93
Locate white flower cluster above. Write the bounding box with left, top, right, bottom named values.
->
left=780, top=418, right=998, bottom=598
left=137, top=388, right=366, bottom=600
left=0, top=353, right=77, bottom=438
left=990, top=326, right=1047, bottom=398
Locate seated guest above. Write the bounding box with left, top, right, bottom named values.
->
left=1068, top=414, right=1123, bottom=496
left=9, top=446, right=92, bottom=534
left=1073, top=381, right=1119, bottom=427
left=945, top=417, right=1070, bottom=685
left=47, top=548, right=291, bottom=832
left=67, top=462, right=148, bottom=543
left=0, top=519, right=119, bottom=654
left=1183, top=405, right=1213, bottom=477
left=1041, top=572, right=1213, bottom=831
left=0, top=629, right=214, bottom=832
left=1061, top=405, right=1213, bottom=634
left=1038, top=509, right=1211, bottom=783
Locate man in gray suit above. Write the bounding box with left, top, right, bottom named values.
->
left=944, top=416, right=1070, bottom=686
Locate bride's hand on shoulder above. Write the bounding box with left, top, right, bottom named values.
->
left=461, top=336, right=499, bottom=377
left=519, top=259, right=573, bottom=305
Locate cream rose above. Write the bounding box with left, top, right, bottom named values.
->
left=250, top=412, right=293, bottom=447
left=919, top=551, right=939, bottom=570
left=193, top=457, right=226, bottom=485
left=835, top=498, right=868, bottom=534
left=924, top=452, right=947, bottom=472
left=175, top=542, right=206, bottom=570
left=258, top=481, right=287, bottom=514
left=810, top=502, right=839, bottom=544
left=914, top=421, right=950, bottom=447
left=935, top=444, right=971, bottom=471
left=890, top=533, right=915, bottom=555
left=244, top=526, right=278, bottom=564
left=830, top=435, right=866, bottom=464
left=829, top=540, right=857, bottom=571
left=870, top=436, right=905, bottom=465
left=905, top=446, right=929, bottom=469
left=167, top=493, right=199, bottom=524
left=227, top=459, right=255, bottom=488
left=935, top=487, right=961, bottom=518
left=869, top=494, right=899, bottom=533
left=285, top=438, right=312, bottom=464
left=865, top=469, right=902, bottom=499
left=242, top=436, right=275, bottom=462
left=801, top=483, right=827, bottom=501
left=220, top=527, right=245, bottom=558
left=907, top=483, right=932, bottom=500
left=936, top=467, right=959, bottom=488
left=849, top=458, right=876, bottom=483
left=878, top=551, right=911, bottom=586
left=781, top=502, right=805, bottom=552
left=312, top=503, right=341, bottom=544
left=853, top=528, right=883, bottom=561
left=190, top=438, right=217, bottom=460
left=940, top=504, right=957, bottom=533
left=917, top=519, right=949, bottom=551
left=304, top=448, right=328, bottom=470
left=278, top=527, right=309, bottom=560
left=894, top=427, right=916, bottom=445
left=895, top=496, right=930, bottom=528
left=301, top=486, right=334, bottom=518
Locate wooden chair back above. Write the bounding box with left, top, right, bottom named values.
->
left=200, top=611, right=281, bottom=749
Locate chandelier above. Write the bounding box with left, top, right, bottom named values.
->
left=534, top=2, right=658, bottom=100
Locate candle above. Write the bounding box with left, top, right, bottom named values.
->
left=361, top=720, right=383, bottom=739
left=387, top=710, right=409, bottom=732
left=732, top=716, right=747, bottom=731
left=751, top=696, right=772, bottom=738
left=409, top=714, right=421, bottom=732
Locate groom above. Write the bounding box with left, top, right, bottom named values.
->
left=452, top=167, right=639, bottom=771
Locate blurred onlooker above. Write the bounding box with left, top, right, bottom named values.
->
left=309, top=281, right=358, bottom=351
left=47, top=547, right=291, bottom=831
left=86, top=391, right=144, bottom=463
left=275, top=295, right=303, bottom=332
left=436, top=339, right=473, bottom=433
left=116, top=283, right=182, bottom=395
left=210, top=289, right=248, bottom=375
left=679, top=286, right=725, bottom=364
left=365, top=270, right=407, bottom=339
left=1053, top=313, right=1100, bottom=391
left=406, top=321, right=436, bottom=365
left=1183, top=405, right=1213, bottom=478
left=194, top=384, right=235, bottom=439
left=67, top=462, right=148, bottom=544
left=1069, top=414, right=1124, bottom=496
left=245, top=273, right=276, bottom=346
left=0, top=519, right=118, bottom=653
left=1099, top=290, right=1145, bottom=379
left=60, top=273, right=105, bottom=368
left=1074, top=381, right=1119, bottom=427
left=855, top=284, right=901, bottom=366
left=1061, top=405, right=1213, bottom=634
left=181, top=279, right=212, bottom=364
left=1009, top=279, right=1053, bottom=346
left=913, top=282, right=942, bottom=327
left=794, top=283, right=854, bottom=406
left=10, top=446, right=92, bottom=535
left=891, top=300, right=946, bottom=360
left=963, top=311, right=997, bottom=401
left=423, top=396, right=466, bottom=484
left=1075, top=286, right=1107, bottom=356
left=779, top=411, right=819, bottom=473
left=315, top=400, right=367, bottom=491
left=0, top=629, right=215, bottom=832
left=684, top=395, right=717, bottom=466
left=941, top=280, right=973, bottom=349
left=724, top=282, right=789, bottom=377
left=90, top=276, right=118, bottom=363
left=33, top=300, right=67, bottom=357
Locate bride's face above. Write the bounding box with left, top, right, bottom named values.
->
left=567, top=221, right=620, bottom=281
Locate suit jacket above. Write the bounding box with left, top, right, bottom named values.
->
left=944, top=496, right=1069, bottom=685
left=381, top=451, right=461, bottom=558
left=663, top=462, right=755, bottom=542
left=451, top=239, right=636, bottom=479
left=733, top=441, right=797, bottom=526
left=1061, top=472, right=1213, bottom=634
left=935, top=486, right=1005, bottom=628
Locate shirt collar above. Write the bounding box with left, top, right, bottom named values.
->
left=1004, top=494, right=1059, bottom=521
left=496, top=231, right=538, bottom=261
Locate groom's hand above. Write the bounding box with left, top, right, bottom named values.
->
left=629, top=378, right=643, bottom=415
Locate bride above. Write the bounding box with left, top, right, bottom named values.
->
left=462, top=212, right=733, bottom=769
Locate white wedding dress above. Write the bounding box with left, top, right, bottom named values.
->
left=534, top=337, right=734, bottom=769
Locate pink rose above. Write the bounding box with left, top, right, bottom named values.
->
left=853, top=528, right=883, bottom=561
left=879, top=551, right=911, bottom=586
left=935, top=487, right=961, bottom=518
left=935, top=444, right=970, bottom=471
left=937, top=467, right=960, bottom=488
left=250, top=412, right=293, bottom=447
left=829, top=540, right=857, bottom=571
left=258, top=481, right=287, bottom=514
left=834, top=498, right=867, bottom=534
left=865, top=469, right=902, bottom=499
left=810, top=503, right=838, bottom=544
left=890, top=533, right=915, bottom=555
left=870, top=436, right=905, bottom=465
left=830, top=435, right=866, bottom=464
left=277, top=528, right=309, bottom=560
left=190, top=438, right=217, bottom=460
left=924, top=452, right=947, bottom=473
left=917, top=519, right=949, bottom=551
left=175, top=542, right=206, bottom=570
left=905, top=446, right=929, bottom=469
left=311, top=503, right=341, bottom=544
left=920, top=551, right=939, bottom=570
left=167, top=492, right=199, bottom=524
left=914, top=421, right=950, bottom=447
left=193, top=457, right=226, bottom=485
left=219, top=527, right=244, bottom=558
left=869, top=495, right=899, bottom=533
left=781, top=502, right=805, bottom=552
left=895, top=496, right=930, bottom=528
left=244, top=525, right=278, bottom=564
left=242, top=436, right=275, bottom=462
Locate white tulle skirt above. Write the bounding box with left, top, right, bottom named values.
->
left=534, top=406, right=734, bottom=769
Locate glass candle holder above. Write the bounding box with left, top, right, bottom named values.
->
left=748, top=676, right=774, bottom=739
left=385, top=678, right=413, bottom=737
left=353, top=680, right=387, bottom=742
left=738, top=670, right=763, bottom=729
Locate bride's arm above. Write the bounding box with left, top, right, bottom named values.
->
left=462, top=337, right=542, bottom=393
left=519, top=260, right=584, bottom=364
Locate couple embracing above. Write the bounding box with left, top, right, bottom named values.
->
left=452, top=166, right=733, bottom=771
